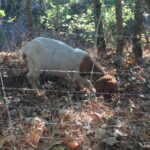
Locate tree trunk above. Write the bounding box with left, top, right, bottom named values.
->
left=132, top=0, right=144, bottom=59
left=93, top=0, right=106, bottom=53
left=39, top=0, right=45, bottom=14
left=1, top=0, right=5, bottom=10
left=145, top=0, right=150, bottom=12
left=55, top=4, right=60, bottom=32
left=26, top=0, right=34, bottom=40
left=115, top=0, right=123, bottom=55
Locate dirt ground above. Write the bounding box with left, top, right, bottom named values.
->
left=0, top=48, right=150, bottom=150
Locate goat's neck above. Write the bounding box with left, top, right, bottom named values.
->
left=79, top=55, right=106, bottom=82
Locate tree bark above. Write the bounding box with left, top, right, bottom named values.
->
left=132, top=0, right=144, bottom=59
left=26, top=0, right=34, bottom=40
left=115, top=0, right=123, bottom=55
left=39, top=0, right=45, bottom=14
left=93, top=0, right=106, bottom=53
left=145, top=0, right=150, bottom=12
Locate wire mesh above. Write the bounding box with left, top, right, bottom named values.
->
left=0, top=1, right=150, bottom=150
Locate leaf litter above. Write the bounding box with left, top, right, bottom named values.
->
left=0, top=49, right=150, bottom=150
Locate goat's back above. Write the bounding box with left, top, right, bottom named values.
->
left=21, top=37, right=87, bottom=77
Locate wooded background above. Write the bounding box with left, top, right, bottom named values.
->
left=0, top=0, right=150, bottom=59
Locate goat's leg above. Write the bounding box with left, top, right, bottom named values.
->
left=27, top=71, right=40, bottom=89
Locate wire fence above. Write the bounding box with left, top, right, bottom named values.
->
left=0, top=39, right=150, bottom=149
left=0, top=60, right=150, bottom=149
left=0, top=2, right=150, bottom=150
left=0, top=72, right=16, bottom=149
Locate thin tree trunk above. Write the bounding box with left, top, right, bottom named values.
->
left=145, top=0, right=150, bottom=12
left=143, top=26, right=150, bottom=49
left=56, top=4, right=60, bottom=32
left=115, top=0, right=123, bottom=55
left=39, top=0, right=45, bottom=14
left=26, top=0, right=34, bottom=40
left=132, top=0, right=144, bottom=59
left=93, top=0, right=106, bottom=53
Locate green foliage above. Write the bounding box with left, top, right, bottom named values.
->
left=102, top=3, right=134, bottom=46
left=66, top=12, right=95, bottom=40
left=39, top=0, right=135, bottom=44
left=0, top=10, right=5, bottom=49
left=0, top=0, right=137, bottom=46
left=104, top=0, right=116, bottom=5
left=40, top=3, right=68, bottom=29
left=123, top=6, right=134, bottom=25
left=103, top=6, right=116, bottom=30
left=51, top=0, right=69, bottom=5
left=40, top=1, right=94, bottom=42
left=0, top=10, right=5, bottom=17
left=103, top=5, right=134, bottom=31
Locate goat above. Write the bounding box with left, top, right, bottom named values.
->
left=21, top=37, right=118, bottom=100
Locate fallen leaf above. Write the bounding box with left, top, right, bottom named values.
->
left=89, top=100, right=106, bottom=110
left=89, top=112, right=103, bottom=122
left=63, top=140, right=80, bottom=149
left=25, top=117, right=45, bottom=148
left=139, top=129, right=150, bottom=141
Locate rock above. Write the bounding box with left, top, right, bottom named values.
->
left=102, top=137, right=118, bottom=146
left=95, top=128, right=107, bottom=139
left=142, top=68, right=150, bottom=79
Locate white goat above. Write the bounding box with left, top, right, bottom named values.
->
left=22, top=37, right=117, bottom=100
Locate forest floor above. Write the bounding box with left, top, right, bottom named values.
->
left=0, top=47, right=150, bottom=150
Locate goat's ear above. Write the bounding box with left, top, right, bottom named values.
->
left=94, top=75, right=118, bottom=101
left=94, top=75, right=113, bottom=91
left=98, top=74, right=115, bottom=81
left=94, top=78, right=105, bottom=94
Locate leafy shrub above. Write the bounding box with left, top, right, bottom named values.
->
left=39, top=0, right=134, bottom=45
left=40, top=1, right=94, bottom=43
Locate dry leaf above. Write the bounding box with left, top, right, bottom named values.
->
left=63, top=140, right=80, bottom=149
left=89, top=100, right=106, bottom=110
left=139, top=129, right=150, bottom=141
left=127, top=55, right=135, bottom=65
left=25, top=117, right=45, bottom=148
left=103, top=110, right=115, bottom=119
left=89, top=112, right=103, bottom=122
